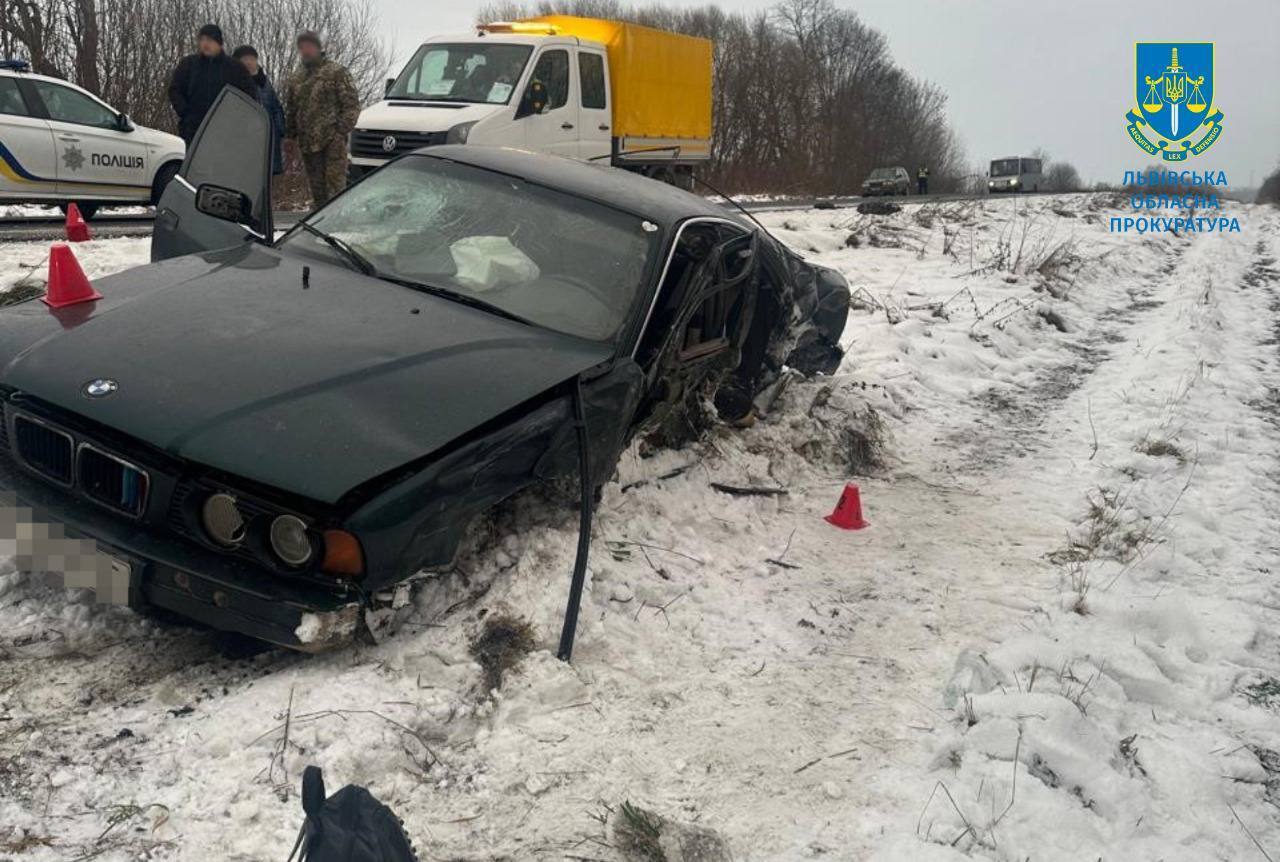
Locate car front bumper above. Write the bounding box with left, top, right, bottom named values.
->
left=0, top=451, right=361, bottom=650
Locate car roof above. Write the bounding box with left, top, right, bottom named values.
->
left=410, top=145, right=739, bottom=227
left=0, top=66, right=96, bottom=94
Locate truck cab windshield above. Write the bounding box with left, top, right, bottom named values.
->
left=389, top=43, right=533, bottom=104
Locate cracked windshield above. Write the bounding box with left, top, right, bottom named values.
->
left=281, top=157, right=656, bottom=341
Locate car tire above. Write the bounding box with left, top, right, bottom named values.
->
left=58, top=201, right=99, bottom=220
left=151, top=161, right=181, bottom=206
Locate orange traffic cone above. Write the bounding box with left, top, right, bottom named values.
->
left=43, top=243, right=102, bottom=308
left=824, top=483, right=868, bottom=530
left=65, top=203, right=91, bottom=242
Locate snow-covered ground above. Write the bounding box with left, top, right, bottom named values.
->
left=0, top=204, right=150, bottom=219
left=1, top=194, right=1278, bottom=861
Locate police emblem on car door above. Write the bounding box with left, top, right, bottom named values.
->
left=29, top=79, right=150, bottom=198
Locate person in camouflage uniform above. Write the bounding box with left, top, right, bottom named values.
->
left=284, top=31, right=361, bottom=207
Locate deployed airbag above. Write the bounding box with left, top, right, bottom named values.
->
left=450, top=236, right=540, bottom=291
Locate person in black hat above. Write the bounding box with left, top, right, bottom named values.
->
left=168, top=23, right=256, bottom=144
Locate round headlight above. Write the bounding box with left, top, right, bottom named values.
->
left=202, top=493, right=245, bottom=547
left=270, top=515, right=313, bottom=566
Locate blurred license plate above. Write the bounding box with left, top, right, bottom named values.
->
left=98, top=554, right=132, bottom=605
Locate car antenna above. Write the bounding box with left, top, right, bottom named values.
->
left=688, top=173, right=775, bottom=238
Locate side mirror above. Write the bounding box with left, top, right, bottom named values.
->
left=195, top=183, right=253, bottom=225
left=384, top=77, right=395, bottom=97
left=117, top=112, right=133, bottom=132
left=515, top=80, right=547, bottom=119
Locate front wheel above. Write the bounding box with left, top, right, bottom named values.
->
left=151, top=161, right=181, bottom=206
left=58, top=201, right=99, bottom=220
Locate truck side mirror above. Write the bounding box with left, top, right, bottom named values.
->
left=384, top=77, right=395, bottom=97
left=515, top=80, right=547, bottom=119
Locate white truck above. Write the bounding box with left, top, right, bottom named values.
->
left=349, top=16, right=713, bottom=188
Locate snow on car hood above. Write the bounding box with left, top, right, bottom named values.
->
left=0, top=243, right=612, bottom=504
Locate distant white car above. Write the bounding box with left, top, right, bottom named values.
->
left=0, top=60, right=185, bottom=218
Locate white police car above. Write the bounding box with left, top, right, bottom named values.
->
left=1, top=59, right=185, bottom=218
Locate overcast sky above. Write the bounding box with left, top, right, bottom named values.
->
left=371, top=0, right=1279, bottom=186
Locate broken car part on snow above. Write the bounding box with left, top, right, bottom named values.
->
left=0, top=88, right=850, bottom=651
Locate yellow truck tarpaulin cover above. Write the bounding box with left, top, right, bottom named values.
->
left=524, top=15, right=713, bottom=144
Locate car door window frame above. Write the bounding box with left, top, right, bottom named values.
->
left=579, top=51, right=607, bottom=110
left=675, top=230, right=756, bottom=362
left=29, top=80, right=120, bottom=131
left=633, top=217, right=755, bottom=366
left=0, top=77, right=35, bottom=117
left=12, top=79, right=51, bottom=120
left=524, top=48, right=571, bottom=114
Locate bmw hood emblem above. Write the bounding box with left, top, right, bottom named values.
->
left=83, top=378, right=118, bottom=398
left=382, top=135, right=397, bottom=153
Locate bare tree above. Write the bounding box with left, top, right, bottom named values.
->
left=1258, top=164, right=1280, bottom=205
left=1045, top=161, right=1082, bottom=192
left=0, top=0, right=65, bottom=76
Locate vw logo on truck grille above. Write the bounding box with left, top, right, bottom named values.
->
left=381, top=135, right=397, bottom=153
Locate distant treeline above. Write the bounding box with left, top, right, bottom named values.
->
left=481, top=0, right=969, bottom=194
left=1259, top=166, right=1280, bottom=205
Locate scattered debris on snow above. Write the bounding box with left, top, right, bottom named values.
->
left=2, top=194, right=1278, bottom=860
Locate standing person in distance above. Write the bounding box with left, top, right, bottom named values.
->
left=168, top=24, right=257, bottom=144
left=284, top=31, right=361, bottom=207
left=233, top=45, right=286, bottom=179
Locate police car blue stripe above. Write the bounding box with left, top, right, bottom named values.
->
left=0, top=138, right=150, bottom=191
left=0, top=140, right=49, bottom=181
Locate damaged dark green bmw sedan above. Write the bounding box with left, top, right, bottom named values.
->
left=0, top=89, right=848, bottom=649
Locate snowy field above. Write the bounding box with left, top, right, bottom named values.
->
left=1, top=194, right=1278, bottom=861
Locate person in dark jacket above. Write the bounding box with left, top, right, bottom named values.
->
left=168, top=24, right=256, bottom=144
left=232, top=45, right=286, bottom=175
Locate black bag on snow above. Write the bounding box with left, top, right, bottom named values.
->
left=287, top=765, right=418, bottom=862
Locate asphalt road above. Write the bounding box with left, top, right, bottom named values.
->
left=0, top=191, right=1058, bottom=242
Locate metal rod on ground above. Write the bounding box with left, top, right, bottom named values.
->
left=557, top=376, right=594, bottom=662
